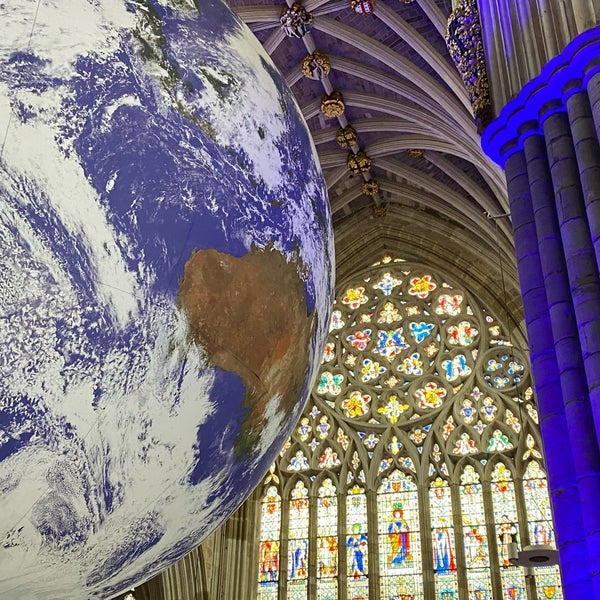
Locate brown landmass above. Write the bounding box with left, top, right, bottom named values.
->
left=178, top=245, right=314, bottom=456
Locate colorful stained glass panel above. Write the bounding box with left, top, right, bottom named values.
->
left=460, top=467, right=492, bottom=599
left=346, top=485, right=369, bottom=598
left=378, top=471, right=422, bottom=599
left=288, top=481, right=309, bottom=599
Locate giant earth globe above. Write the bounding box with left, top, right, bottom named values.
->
left=0, top=0, right=334, bottom=597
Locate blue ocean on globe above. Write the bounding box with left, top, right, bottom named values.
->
left=0, top=0, right=334, bottom=597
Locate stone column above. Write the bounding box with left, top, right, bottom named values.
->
left=505, top=149, right=593, bottom=599
left=482, top=28, right=600, bottom=600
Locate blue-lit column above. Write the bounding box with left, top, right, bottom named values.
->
left=482, top=28, right=600, bottom=600
left=506, top=147, right=593, bottom=599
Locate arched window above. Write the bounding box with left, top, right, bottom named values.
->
left=258, top=482, right=282, bottom=600
left=256, top=257, right=562, bottom=600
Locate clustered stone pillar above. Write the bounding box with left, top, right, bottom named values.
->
left=482, top=28, right=600, bottom=600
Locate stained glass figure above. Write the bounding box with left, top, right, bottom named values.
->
left=288, top=480, right=309, bottom=600
left=258, top=485, right=281, bottom=600
left=346, top=486, right=369, bottom=599
left=523, top=462, right=554, bottom=546
left=460, top=466, right=492, bottom=599
left=430, top=481, right=457, bottom=574
left=317, top=479, right=338, bottom=599
left=378, top=471, right=421, bottom=599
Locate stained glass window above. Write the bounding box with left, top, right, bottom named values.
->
left=460, top=465, right=492, bottom=600
left=346, top=485, right=368, bottom=600
left=378, top=470, right=422, bottom=599
left=491, top=463, right=526, bottom=598
left=317, top=479, right=338, bottom=599
left=523, top=462, right=563, bottom=599
left=255, top=257, right=563, bottom=600
left=288, top=480, right=309, bottom=600
left=258, top=484, right=281, bottom=600
left=430, top=478, right=458, bottom=599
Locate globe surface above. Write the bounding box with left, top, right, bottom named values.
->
left=0, top=1, right=334, bottom=597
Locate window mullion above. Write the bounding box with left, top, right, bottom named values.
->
left=366, top=488, right=380, bottom=600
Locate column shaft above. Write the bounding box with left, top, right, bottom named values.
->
left=543, top=111, right=600, bottom=443
left=566, top=90, right=600, bottom=265
left=505, top=149, right=593, bottom=598
left=524, top=132, right=600, bottom=585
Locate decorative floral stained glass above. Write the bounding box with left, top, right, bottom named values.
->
left=288, top=481, right=310, bottom=600
left=378, top=301, right=402, bottom=324
left=297, top=417, right=311, bottom=441
left=398, top=352, right=424, bottom=376
left=289, top=450, right=310, bottom=471
left=441, top=354, right=471, bottom=381
left=329, top=310, right=345, bottom=331
left=447, top=320, right=478, bottom=345
left=322, top=341, right=336, bottom=363
left=317, top=416, right=331, bottom=439
left=378, top=395, right=409, bottom=423
left=378, top=470, right=423, bottom=600
left=373, top=272, right=402, bottom=295
left=342, top=287, right=369, bottom=309
left=318, top=371, right=344, bottom=396
left=258, top=485, right=281, bottom=600
left=408, top=275, right=436, bottom=298
left=409, top=321, right=435, bottom=343
left=453, top=431, right=478, bottom=454
left=341, top=390, right=371, bottom=418
left=373, top=328, right=410, bottom=361
left=361, top=358, right=386, bottom=382
left=347, top=329, right=372, bottom=351
left=436, top=293, right=463, bottom=316
left=318, top=447, right=341, bottom=469
left=317, top=479, right=338, bottom=600
left=487, top=429, right=513, bottom=452
left=415, top=382, right=447, bottom=409
left=430, top=479, right=458, bottom=600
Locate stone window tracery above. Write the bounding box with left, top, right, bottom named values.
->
left=257, top=257, right=562, bottom=600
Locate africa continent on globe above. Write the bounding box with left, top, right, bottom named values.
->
left=0, top=0, right=334, bottom=597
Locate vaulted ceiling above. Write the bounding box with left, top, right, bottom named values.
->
left=229, top=0, right=522, bottom=328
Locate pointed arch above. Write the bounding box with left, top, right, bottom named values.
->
left=255, top=256, right=562, bottom=600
